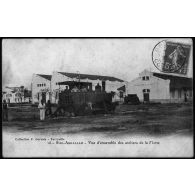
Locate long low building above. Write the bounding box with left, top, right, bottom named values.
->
left=32, top=71, right=126, bottom=104
left=126, top=69, right=193, bottom=103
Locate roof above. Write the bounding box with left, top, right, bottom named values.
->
left=5, top=87, right=20, bottom=93
left=117, top=85, right=126, bottom=92
left=153, top=72, right=193, bottom=89
left=37, top=74, right=52, bottom=81
left=58, top=72, right=124, bottom=82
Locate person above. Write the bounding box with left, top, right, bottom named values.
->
left=38, top=99, right=46, bottom=121
left=64, top=86, right=70, bottom=93
left=95, top=83, right=101, bottom=92
left=46, top=100, right=52, bottom=116
left=2, top=100, right=8, bottom=121
left=71, top=86, right=79, bottom=92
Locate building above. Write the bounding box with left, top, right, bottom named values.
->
left=32, top=71, right=125, bottom=104
left=2, top=86, right=30, bottom=103
left=31, top=74, right=52, bottom=103
left=2, top=87, right=21, bottom=103
left=126, top=69, right=193, bottom=103
left=51, top=71, right=125, bottom=103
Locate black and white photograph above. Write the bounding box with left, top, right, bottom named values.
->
left=2, top=38, right=193, bottom=158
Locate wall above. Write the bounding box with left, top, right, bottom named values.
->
left=170, top=88, right=193, bottom=103
left=31, top=74, right=51, bottom=103
left=51, top=72, right=72, bottom=103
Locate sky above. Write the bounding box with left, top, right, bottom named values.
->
left=2, top=38, right=193, bottom=89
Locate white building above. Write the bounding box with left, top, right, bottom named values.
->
left=2, top=87, right=25, bottom=103
left=126, top=69, right=193, bottom=103
left=32, top=72, right=126, bottom=104
left=51, top=71, right=126, bottom=103
left=31, top=74, right=52, bottom=103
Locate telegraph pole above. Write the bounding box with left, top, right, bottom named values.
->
left=77, top=71, right=80, bottom=89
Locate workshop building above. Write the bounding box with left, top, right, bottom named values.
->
left=126, top=69, right=193, bottom=103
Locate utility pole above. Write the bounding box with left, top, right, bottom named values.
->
left=77, top=71, right=80, bottom=89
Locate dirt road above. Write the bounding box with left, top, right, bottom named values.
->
left=2, top=103, right=193, bottom=157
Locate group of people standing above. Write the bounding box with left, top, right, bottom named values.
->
left=65, top=85, right=88, bottom=93
left=63, top=83, right=102, bottom=93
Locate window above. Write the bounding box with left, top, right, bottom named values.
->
left=143, top=89, right=150, bottom=93
left=142, top=76, right=149, bottom=81
left=37, top=84, right=39, bottom=87
left=44, top=83, right=46, bottom=86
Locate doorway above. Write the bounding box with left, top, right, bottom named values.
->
left=42, top=92, right=46, bottom=103
left=102, top=81, right=106, bottom=91
left=143, top=89, right=150, bottom=102
left=143, top=93, right=149, bottom=102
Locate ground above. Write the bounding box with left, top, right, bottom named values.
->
left=2, top=103, right=194, bottom=157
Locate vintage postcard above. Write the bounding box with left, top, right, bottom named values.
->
left=1, top=38, right=193, bottom=158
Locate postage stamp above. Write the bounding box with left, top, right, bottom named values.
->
left=152, top=40, right=191, bottom=75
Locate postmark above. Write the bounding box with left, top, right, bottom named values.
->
left=152, top=40, right=191, bottom=75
